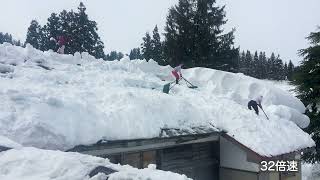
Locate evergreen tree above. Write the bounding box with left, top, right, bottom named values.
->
left=0, top=32, right=22, bottom=46
left=106, top=51, right=118, bottom=61
left=29, top=2, right=105, bottom=59
left=129, top=48, right=142, bottom=60
left=287, top=60, right=295, bottom=81
left=260, top=52, right=268, bottom=79
left=117, top=52, right=124, bottom=60
left=164, top=0, right=237, bottom=70
left=43, top=13, right=61, bottom=51
left=252, top=51, right=259, bottom=78
left=239, top=51, right=246, bottom=73
left=238, top=50, right=288, bottom=80
left=245, top=50, right=253, bottom=76
left=273, top=55, right=285, bottom=80
left=151, top=25, right=165, bottom=65
left=239, top=50, right=287, bottom=80
left=14, top=40, right=22, bottom=46
left=164, top=0, right=194, bottom=67
left=231, top=49, right=240, bottom=73
left=106, top=51, right=124, bottom=61
left=227, top=47, right=240, bottom=72
left=25, top=20, right=43, bottom=49
left=141, top=32, right=153, bottom=61
left=0, top=32, right=19, bottom=45
left=267, top=53, right=276, bottom=79
left=0, top=33, right=4, bottom=44
left=55, top=10, right=75, bottom=53
left=293, top=28, right=320, bottom=162
left=257, top=52, right=266, bottom=79
left=72, top=2, right=105, bottom=59
left=284, top=62, right=288, bottom=80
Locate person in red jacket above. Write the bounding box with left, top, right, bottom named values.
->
left=57, top=35, right=68, bottom=54
left=172, top=64, right=183, bottom=84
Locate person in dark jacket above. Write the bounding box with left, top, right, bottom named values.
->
left=248, top=95, right=263, bottom=115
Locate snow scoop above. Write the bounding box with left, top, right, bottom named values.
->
left=162, top=81, right=177, bottom=94
left=181, top=77, right=198, bottom=89
left=260, top=108, right=269, bottom=120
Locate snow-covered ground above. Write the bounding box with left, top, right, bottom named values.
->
left=302, top=163, right=320, bottom=180
left=0, top=145, right=190, bottom=180
left=0, top=43, right=315, bottom=158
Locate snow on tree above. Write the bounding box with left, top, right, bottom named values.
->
left=293, top=27, right=320, bottom=163
left=0, top=32, right=21, bottom=46
left=151, top=25, right=165, bottom=65
left=141, top=32, right=153, bottom=61
left=106, top=51, right=124, bottom=61
left=24, top=3, right=105, bottom=59
left=25, top=20, right=43, bottom=49
left=287, top=60, right=295, bottom=81
left=129, top=48, right=143, bottom=60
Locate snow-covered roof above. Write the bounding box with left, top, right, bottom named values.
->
left=0, top=43, right=315, bottom=157
left=159, top=125, right=220, bottom=138
left=0, top=147, right=190, bottom=180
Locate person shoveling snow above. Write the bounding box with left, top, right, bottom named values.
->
left=50, top=34, right=69, bottom=54
left=163, top=64, right=197, bottom=94
left=171, top=63, right=183, bottom=84
left=248, top=95, right=264, bottom=115
left=248, top=95, right=269, bottom=120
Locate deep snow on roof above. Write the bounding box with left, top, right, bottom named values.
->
left=0, top=43, right=315, bottom=157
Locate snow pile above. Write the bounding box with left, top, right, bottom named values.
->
left=266, top=80, right=297, bottom=96
left=0, top=43, right=315, bottom=157
left=0, top=147, right=190, bottom=180
left=302, top=163, right=320, bottom=180
left=0, top=136, right=22, bottom=149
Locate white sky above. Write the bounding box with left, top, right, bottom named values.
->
left=1, top=0, right=319, bottom=64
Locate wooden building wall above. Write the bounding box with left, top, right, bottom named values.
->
left=105, top=141, right=220, bottom=180
left=159, top=142, right=219, bottom=180
left=220, top=167, right=258, bottom=180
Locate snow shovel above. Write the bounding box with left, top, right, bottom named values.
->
left=163, top=81, right=177, bottom=94
left=260, top=108, right=269, bottom=120
left=181, top=77, right=198, bottom=89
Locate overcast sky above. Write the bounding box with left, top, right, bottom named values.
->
left=1, top=0, right=319, bottom=64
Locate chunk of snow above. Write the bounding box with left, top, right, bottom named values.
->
left=49, top=37, right=56, bottom=42
left=268, top=105, right=310, bottom=128
left=266, top=80, right=297, bottom=96
left=0, top=64, right=14, bottom=74
left=0, top=136, right=22, bottom=149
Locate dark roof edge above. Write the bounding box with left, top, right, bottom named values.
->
left=0, top=146, right=11, bottom=152
left=67, top=131, right=221, bottom=152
